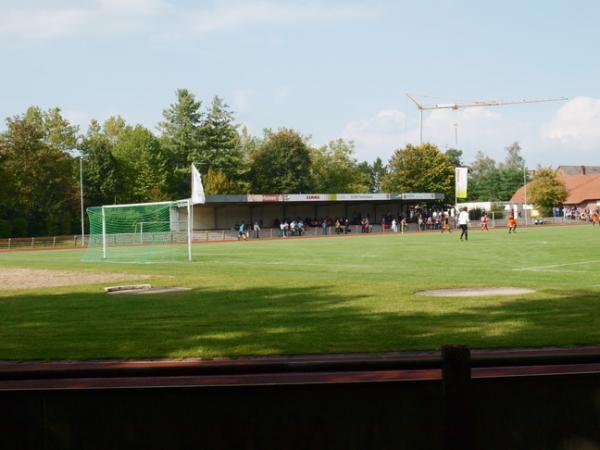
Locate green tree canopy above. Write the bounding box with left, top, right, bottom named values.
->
left=468, top=143, right=526, bottom=201
left=445, top=148, right=464, bottom=167
left=311, top=139, right=370, bottom=193
left=381, top=143, right=454, bottom=200
left=203, top=168, right=244, bottom=195
left=0, top=107, right=78, bottom=235
left=159, top=89, right=203, bottom=198
left=249, top=129, right=313, bottom=193
left=198, top=96, right=243, bottom=181
left=528, top=167, right=568, bottom=216
left=111, top=123, right=168, bottom=202
left=80, top=120, right=118, bottom=207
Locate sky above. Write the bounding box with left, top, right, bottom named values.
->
left=1, top=0, right=600, bottom=167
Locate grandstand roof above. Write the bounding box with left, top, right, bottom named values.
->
left=204, top=192, right=444, bottom=204
left=511, top=174, right=600, bottom=205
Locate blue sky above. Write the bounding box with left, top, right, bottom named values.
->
left=2, top=0, right=600, bottom=167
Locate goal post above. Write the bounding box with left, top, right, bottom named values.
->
left=83, top=199, right=193, bottom=263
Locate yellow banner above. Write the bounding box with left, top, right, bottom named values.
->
left=455, top=167, right=468, bottom=199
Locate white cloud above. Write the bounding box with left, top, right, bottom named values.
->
left=342, top=109, right=408, bottom=161
left=341, top=106, right=537, bottom=164
left=0, top=1, right=375, bottom=41
left=541, top=96, right=600, bottom=150
left=184, top=1, right=374, bottom=33
left=62, top=109, right=93, bottom=131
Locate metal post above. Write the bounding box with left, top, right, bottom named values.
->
left=419, top=109, right=423, bottom=145
left=454, top=123, right=458, bottom=148
left=80, top=156, right=85, bottom=246
left=187, top=199, right=192, bottom=262
left=523, top=164, right=528, bottom=226
left=101, top=206, right=107, bottom=259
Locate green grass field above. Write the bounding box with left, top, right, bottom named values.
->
left=1, top=225, right=600, bottom=361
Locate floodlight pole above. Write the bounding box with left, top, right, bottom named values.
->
left=523, top=164, right=528, bottom=226
left=453, top=123, right=458, bottom=148
left=80, top=156, right=85, bottom=246
left=101, top=206, right=107, bottom=259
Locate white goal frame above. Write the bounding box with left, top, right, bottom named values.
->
left=100, top=199, right=193, bottom=262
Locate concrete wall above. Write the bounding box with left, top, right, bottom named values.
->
left=215, top=206, right=251, bottom=229
left=249, top=205, right=285, bottom=228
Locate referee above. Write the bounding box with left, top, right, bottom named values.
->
left=458, top=207, right=470, bottom=241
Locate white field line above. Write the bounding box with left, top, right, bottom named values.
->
left=197, top=260, right=370, bottom=269
left=513, top=260, right=600, bottom=272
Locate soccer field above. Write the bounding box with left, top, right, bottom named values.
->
left=1, top=225, right=599, bottom=361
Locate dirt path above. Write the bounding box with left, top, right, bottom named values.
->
left=0, top=268, right=147, bottom=291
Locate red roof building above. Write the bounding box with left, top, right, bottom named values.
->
left=511, top=173, right=600, bottom=210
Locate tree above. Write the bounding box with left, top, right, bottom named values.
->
left=159, top=89, right=203, bottom=199
left=80, top=120, right=118, bottom=207
left=311, top=139, right=370, bottom=193
left=111, top=123, right=168, bottom=202
left=468, top=143, right=526, bottom=201
left=445, top=148, right=464, bottom=167
left=468, top=151, right=497, bottom=200
left=0, top=107, right=79, bottom=235
left=249, top=129, right=313, bottom=193
left=503, top=142, right=525, bottom=169
left=203, top=168, right=241, bottom=195
left=528, top=167, right=568, bottom=216
left=103, top=116, right=127, bottom=145
left=356, top=158, right=388, bottom=193
left=198, top=96, right=244, bottom=181
left=381, top=143, right=454, bottom=200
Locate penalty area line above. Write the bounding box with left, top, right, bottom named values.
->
left=513, top=260, right=600, bottom=272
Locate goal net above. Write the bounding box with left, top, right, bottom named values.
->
left=82, top=200, right=193, bottom=263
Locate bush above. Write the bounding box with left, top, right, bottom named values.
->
left=0, top=219, right=12, bottom=238
left=60, top=213, right=73, bottom=235
left=469, top=208, right=484, bottom=220
left=46, top=215, right=60, bottom=236
left=11, top=218, right=28, bottom=237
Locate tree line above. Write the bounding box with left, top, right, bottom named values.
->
left=0, top=88, right=536, bottom=237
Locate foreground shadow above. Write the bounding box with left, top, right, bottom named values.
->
left=1, top=286, right=600, bottom=360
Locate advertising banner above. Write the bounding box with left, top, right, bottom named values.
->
left=247, top=194, right=284, bottom=202
left=284, top=194, right=333, bottom=202
left=335, top=193, right=391, bottom=201
left=455, top=167, right=468, bottom=199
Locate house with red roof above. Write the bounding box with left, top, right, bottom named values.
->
left=511, top=172, right=600, bottom=211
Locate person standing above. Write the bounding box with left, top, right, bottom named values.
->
left=253, top=222, right=260, bottom=238
left=481, top=213, right=489, bottom=231
left=508, top=215, right=517, bottom=234
left=458, top=207, right=470, bottom=241
left=441, top=213, right=451, bottom=234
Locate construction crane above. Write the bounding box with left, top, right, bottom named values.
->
left=406, top=94, right=568, bottom=144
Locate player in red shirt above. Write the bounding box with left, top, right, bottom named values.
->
left=481, top=213, right=489, bottom=231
